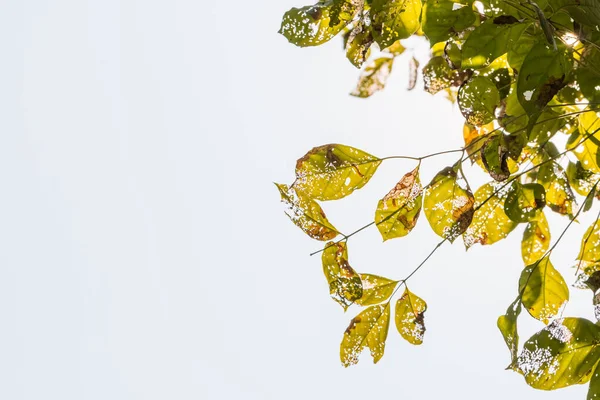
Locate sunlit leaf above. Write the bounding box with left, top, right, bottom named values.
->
left=422, top=56, right=472, bottom=94
left=464, top=182, right=518, bottom=248
left=371, top=0, right=421, bottom=48
left=521, top=212, right=550, bottom=265
left=481, top=134, right=510, bottom=181
left=568, top=161, right=600, bottom=198
left=421, top=0, right=477, bottom=44
left=340, top=303, right=391, bottom=366
left=575, top=220, right=600, bottom=285
left=395, top=287, right=427, bottom=345
left=463, top=122, right=495, bottom=167
left=322, top=242, right=363, bottom=310
left=518, top=318, right=600, bottom=390
left=537, top=162, right=576, bottom=217
left=356, top=274, right=398, bottom=306
left=504, top=182, right=546, bottom=223
left=295, top=144, right=381, bottom=200
left=276, top=183, right=340, bottom=240
left=351, top=57, right=395, bottom=98
left=461, top=19, right=530, bottom=69
left=458, top=76, right=501, bottom=126
left=279, top=1, right=359, bottom=47
left=345, top=19, right=374, bottom=68
left=424, top=166, right=475, bottom=242
left=497, top=297, right=522, bottom=369
left=569, top=111, right=600, bottom=174
left=375, top=166, right=423, bottom=240
left=519, top=257, right=569, bottom=323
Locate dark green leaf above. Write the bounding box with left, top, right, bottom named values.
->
left=422, top=0, right=477, bottom=44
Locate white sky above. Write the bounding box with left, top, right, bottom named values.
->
left=0, top=0, right=596, bottom=399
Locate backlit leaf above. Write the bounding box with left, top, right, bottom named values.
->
left=464, top=182, right=518, bottom=248
left=537, top=162, right=576, bottom=217
left=375, top=166, right=423, bottom=240
left=279, top=1, right=359, bottom=47
left=575, top=220, right=600, bottom=285
left=458, top=76, right=501, bottom=126
left=276, top=183, right=340, bottom=240
left=567, top=161, right=600, bottom=197
left=356, top=274, right=398, bottom=306
left=421, top=0, right=477, bottom=45
left=295, top=144, right=381, bottom=200
left=521, top=212, right=550, bottom=265
left=497, top=297, right=522, bottom=368
left=577, top=45, right=600, bottom=104
left=461, top=19, right=530, bottom=69
left=481, top=134, right=510, bottom=181
left=519, top=257, right=569, bottom=323
left=322, top=242, right=363, bottom=310
left=424, top=166, right=475, bottom=242
left=588, top=363, right=600, bottom=400
left=351, top=57, right=395, bottom=98
left=340, top=303, right=391, bottom=366
left=518, top=318, right=600, bottom=390
left=423, top=56, right=472, bottom=94
left=345, top=19, right=374, bottom=68
left=463, top=122, right=494, bottom=167
left=371, top=0, right=421, bottom=48
left=569, top=111, right=600, bottom=174
left=504, top=182, right=546, bottom=223
left=395, top=287, right=427, bottom=345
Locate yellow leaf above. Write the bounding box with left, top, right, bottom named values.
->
left=424, top=167, right=475, bottom=242
left=375, top=166, right=423, bottom=241
left=519, top=257, right=569, bottom=323
left=395, top=287, right=427, bottom=345
left=295, top=144, right=381, bottom=200
left=521, top=212, right=550, bottom=265
left=463, top=182, right=518, bottom=249
left=570, top=111, right=600, bottom=174
left=276, top=183, right=339, bottom=241
left=351, top=57, right=395, bottom=98
left=322, top=242, right=363, bottom=310
left=356, top=274, right=398, bottom=306
left=340, top=303, right=391, bottom=367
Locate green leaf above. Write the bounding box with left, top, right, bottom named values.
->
left=356, top=274, right=398, bottom=306
left=504, top=182, right=546, bottom=223
left=568, top=161, right=600, bottom=198
left=423, top=56, right=472, bottom=94
left=340, top=303, right=391, bottom=366
left=577, top=221, right=600, bottom=269
left=464, top=182, right=519, bottom=248
left=375, top=166, right=423, bottom=241
left=507, top=31, right=536, bottom=71
left=395, top=287, right=427, bottom=345
left=521, top=212, right=550, bottom=265
left=480, top=134, right=510, bottom=181
left=345, top=19, right=374, bottom=68
left=588, top=362, right=600, bottom=400
left=322, top=242, right=363, bottom=310
left=461, top=19, right=530, bottom=69
left=577, top=45, right=600, bottom=104
left=371, top=0, right=422, bottom=48
left=351, top=57, right=395, bottom=98
left=516, top=42, right=571, bottom=120
left=295, top=144, right=381, bottom=200
left=279, top=1, right=359, bottom=47
left=497, top=297, right=522, bottom=369
left=519, top=257, right=569, bottom=323
left=518, top=318, right=600, bottom=390
left=423, top=167, right=475, bottom=242
left=458, top=76, right=501, bottom=126
left=421, top=0, right=477, bottom=45
left=276, top=183, right=340, bottom=241
left=549, top=0, right=600, bottom=28
left=537, top=162, right=576, bottom=217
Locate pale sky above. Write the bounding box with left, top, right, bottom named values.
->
left=0, top=1, right=596, bottom=399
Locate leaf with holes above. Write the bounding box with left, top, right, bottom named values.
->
left=395, top=287, right=427, bottom=345
left=459, top=76, right=501, bottom=126
left=356, top=274, right=398, bottom=306
left=322, top=242, right=363, bottom=310
left=504, top=182, right=546, bottom=223
left=497, top=297, right=522, bottom=369
left=351, top=57, right=395, bottom=98
left=519, top=257, right=569, bottom=323
left=521, top=212, right=550, bottom=265
left=371, top=0, right=421, bottom=48
left=340, top=303, right=391, bottom=366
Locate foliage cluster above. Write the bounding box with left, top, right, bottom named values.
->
left=276, top=0, right=600, bottom=397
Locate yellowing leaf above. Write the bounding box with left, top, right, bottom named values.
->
left=537, top=162, right=576, bottom=218
left=322, top=242, right=363, bottom=310
left=279, top=1, right=359, bottom=47
left=371, top=0, right=421, bottom=48
left=521, top=212, right=550, bottom=265
left=276, top=183, right=339, bottom=241
left=464, top=182, right=518, bottom=249
left=497, top=298, right=522, bottom=369
left=424, top=167, right=475, bottom=242
left=575, top=221, right=600, bottom=287
left=518, top=318, right=600, bottom=390
left=351, top=57, right=394, bottom=98
left=504, top=182, right=546, bottom=223
left=463, top=122, right=494, bottom=168
left=340, top=303, right=391, bottom=366
left=395, top=287, right=427, bottom=345
left=356, top=274, right=398, bottom=306
left=345, top=19, right=374, bottom=68
left=519, top=257, right=569, bottom=324
left=295, top=144, right=381, bottom=200
left=375, top=166, right=423, bottom=240
left=569, top=111, right=600, bottom=174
